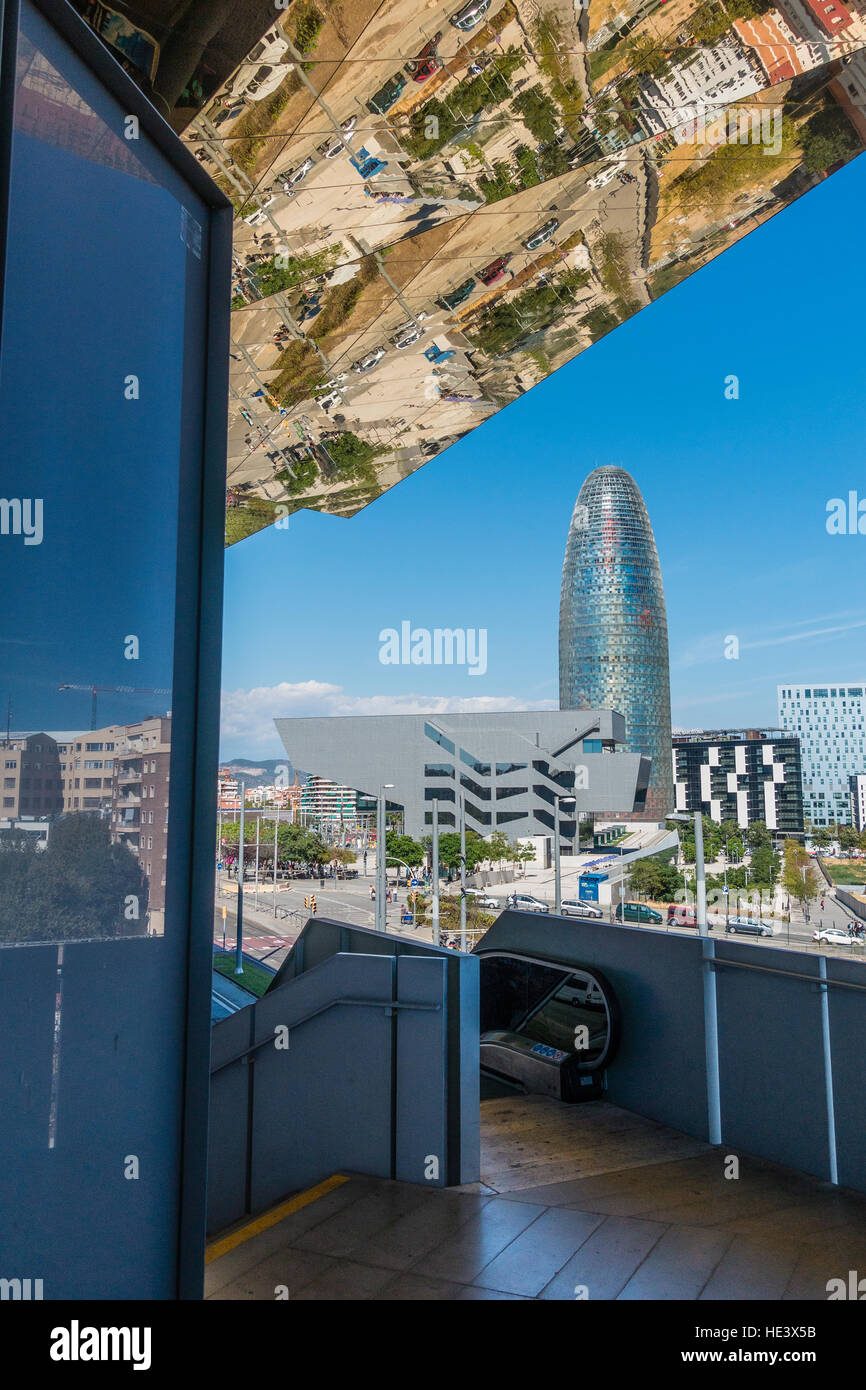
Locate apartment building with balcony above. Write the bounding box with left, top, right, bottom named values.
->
left=111, top=716, right=172, bottom=928
left=672, top=728, right=804, bottom=834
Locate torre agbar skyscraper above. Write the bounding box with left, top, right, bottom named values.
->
left=559, top=466, right=674, bottom=822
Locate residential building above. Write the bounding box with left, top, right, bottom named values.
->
left=217, top=770, right=240, bottom=810
left=111, top=716, right=172, bottom=927
left=778, top=682, right=866, bottom=825
left=776, top=0, right=866, bottom=62
left=276, top=710, right=651, bottom=847
left=636, top=41, right=766, bottom=143
left=559, top=466, right=673, bottom=821
left=732, top=10, right=821, bottom=82
left=300, top=774, right=375, bottom=832
left=850, top=772, right=866, bottom=831
left=60, top=724, right=123, bottom=813
left=829, top=48, right=866, bottom=140
left=672, top=729, right=804, bottom=834
left=1, top=731, right=64, bottom=816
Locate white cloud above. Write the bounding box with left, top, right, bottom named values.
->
left=220, top=681, right=556, bottom=756
left=673, top=611, right=866, bottom=669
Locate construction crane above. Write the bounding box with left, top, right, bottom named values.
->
left=58, top=684, right=171, bottom=732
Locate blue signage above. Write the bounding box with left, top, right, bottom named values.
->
left=578, top=872, right=608, bottom=902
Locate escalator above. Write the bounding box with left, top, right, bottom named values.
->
left=475, top=925, right=621, bottom=1103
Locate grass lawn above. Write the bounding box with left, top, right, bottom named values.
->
left=822, top=861, right=866, bottom=886
left=213, top=952, right=275, bottom=997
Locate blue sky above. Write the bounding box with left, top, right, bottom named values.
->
left=221, top=154, right=866, bottom=759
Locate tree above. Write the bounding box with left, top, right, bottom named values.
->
left=321, top=431, right=384, bottom=482
left=435, top=830, right=486, bottom=873
left=0, top=815, right=148, bottom=942
left=221, top=819, right=330, bottom=869
left=799, top=104, right=860, bottom=174
left=747, top=821, right=772, bottom=850
left=749, top=845, right=779, bottom=888
left=782, top=838, right=819, bottom=908
left=514, top=841, right=536, bottom=873
left=512, top=85, right=560, bottom=144
left=385, top=832, right=426, bottom=869
left=627, top=855, right=683, bottom=902
left=484, top=830, right=511, bottom=867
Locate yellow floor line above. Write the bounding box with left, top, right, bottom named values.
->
left=205, top=1174, right=350, bottom=1264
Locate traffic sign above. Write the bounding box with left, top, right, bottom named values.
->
left=410, top=878, right=418, bottom=886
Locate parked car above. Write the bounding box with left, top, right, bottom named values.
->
left=367, top=72, right=407, bottom=114
left=813, top=928, right=864, bottom=947
left=406, top=34, right=442, bottom=79
left=351, top=346, right=387, bottom=372
left=477, top=253, right=511, bottom=285
left=615, top=902, right=663, bottom=925
left=283, top=156, right=316, bottom=189
left=437, top=276, right=476, bottom=311
left=508, top=893, right=548, bottom=913
left=247, top=25, right=289, bottom=67
left=320, top=134, right=347, bottom=158
left=587, top=164, right=618, bottom=191
left=246, top=62, right=294, bottom=103
left=667, top=904, right=698, bottom=927
left=391, top=323, right=426, bottom=349
left=560, top=899, right=604, bottom=919
left=523, top=217, right=559, bottom=251
left=618, top=169, right=637, bottom=184
left=413, top=56, right=440, bottom=80
left=726, top=917, right=773, bottom=937
left=243, top=195, right=276, bottom=226
left=449, top=0, right=491, bottom=30
left=320, top=116, right=357, bottom=158
left=468, top=53, right=493, bottom=74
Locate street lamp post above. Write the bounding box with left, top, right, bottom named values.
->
left=553, top=792, right=577, bottom=915
left=459, top=790, right=467, bottom=953
left=216, top=805, right=223, bottom=905
left=376, top=784, right=394, bottom=933
left=694, top=811, right=708, bottom=936
left=235, top=778, right=245, bottom=976
left=273, top=804, right=280, bottom=917
left=670, top=809, right=721, bottom=1144
left=431, top=796, right=440, bottom=945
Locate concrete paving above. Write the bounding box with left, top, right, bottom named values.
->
left=205, top=1093, right=866, bottom=1300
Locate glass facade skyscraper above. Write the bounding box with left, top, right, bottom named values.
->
left=559, top=466, right=673, bottom=822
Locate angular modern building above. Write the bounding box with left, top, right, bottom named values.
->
left=275, top=709, right=651, bottom=847
left=559, top=466, right=674, bottom=823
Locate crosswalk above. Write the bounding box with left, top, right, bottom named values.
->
left=217, top=934, right=295, bottom=952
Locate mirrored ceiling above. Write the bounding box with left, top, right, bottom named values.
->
left=71, top=0, right=866, bottom=543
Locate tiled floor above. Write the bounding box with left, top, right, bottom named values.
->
left=205, top=1096, right=866, bottom=1300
